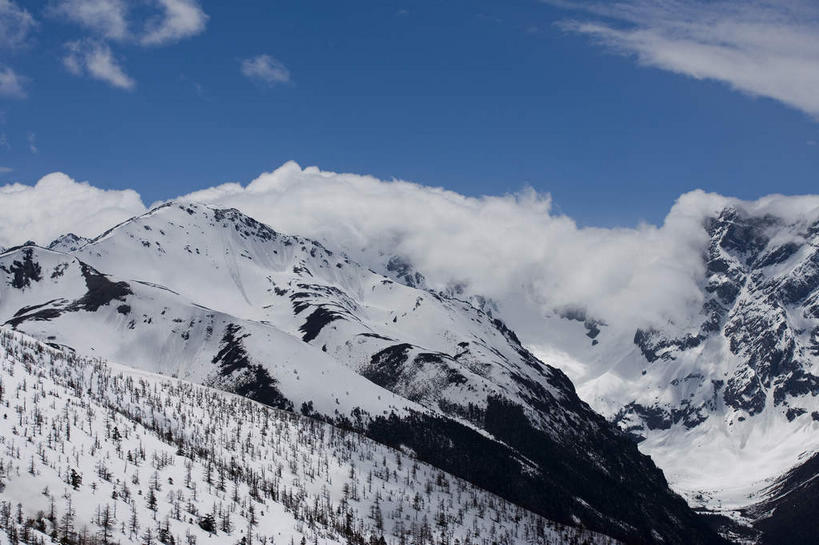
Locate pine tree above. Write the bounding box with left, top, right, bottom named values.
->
left=220, top=510, right=232, bottom=534
left=58, top=496, right=75, bottom=544
left=69, top=469, right=82, bottom=490
left=197, top=513, right=216, bottom=534
left=129, top=501, right=140, bottom=537
left=147, top=488, right=158, bottom=514
left=96, top=504, right=115, bottom=545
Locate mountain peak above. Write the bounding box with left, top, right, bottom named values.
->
left=48, top=232, right=91, bottom=252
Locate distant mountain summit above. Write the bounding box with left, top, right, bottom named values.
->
left=614, top=206, right=819, bottom=432
left=48, top=232, right=91, bottom=252
left=591, top=205, right=819, bottom=542
left=0, top=201, right=725, bottom=545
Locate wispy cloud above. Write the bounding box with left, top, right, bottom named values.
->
left=0, top=65, right=26, bottom=98
left=64, top=39, right=135, bottom=90
left=50, top=0, right=207, bottom=45
left=141, top=0, right=208, bottom=46
left=27, top=131, right=37, bottom=153
left=50, top=0, right=207, bottom=89
left=0, top=0, right=35, bottom=49
left=241, top=54, right=291, bottom=86
left=553, top=0, right=819, bottom=117
left=50, top=0, right=129, bottom=41
left=0, top=166, right=12, bottom=173
left=0, top=172, right=147, bottom=246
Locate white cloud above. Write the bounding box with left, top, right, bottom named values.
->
left=26, top=132, right=36, bottom=153
left=241, top=55, right=291, bottom=86
left=554, top=0, right=819, bottom=117
left=50, top=0, right=129, bottom=41
left=64, top=39, right=135, bottom=90
left=174, top=162, right=721, bottom=330
left=6, top=162, right=819, bottom=349
left=0, top=172, right=146, bottom=247
left=0, top=0, right=35, bottom=49
left=141, top=0, right=208, bottom=46
left=0, top=65, right=26, bottom=98
left=50, top=0, right=206, bottom=45
left=174, top=163, right=819, bottom=338
left=0, top=166, right=12, bottom=173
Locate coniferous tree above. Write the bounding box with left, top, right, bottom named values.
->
left=129, top=501, right=140, bottom=537
left=58, top=496, right=75, bottom=544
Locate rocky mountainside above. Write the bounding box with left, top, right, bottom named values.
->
left=0, top=202, right=725, bottom=545
left=0, top=328, right=621, bottom=545
left=373, top=204, right=819, bottom=544
left=612, top=207, right=819, bottom=431
left=47, top=233, right=91, bottom=253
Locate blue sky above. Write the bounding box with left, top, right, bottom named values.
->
left=1, top=0, right=818, bottom=227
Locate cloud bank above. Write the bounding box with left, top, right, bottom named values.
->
left=4, top=163, right=819, bottom=338
left=554, top=0, right=819, bottom=117
left=177, top=162, right=726, bottom=329
left=0, top=172, right=145, bottom=248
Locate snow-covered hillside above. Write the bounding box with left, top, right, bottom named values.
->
left=71, top=202, right=572, bottom=435
left=0, top=328, right=621, bottom=545
left=0, top=203, right=725, bottom=545
left=0, top=245, right=417, bottom=421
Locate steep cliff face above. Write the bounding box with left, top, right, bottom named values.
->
left=586, top=208, right=819, bottom=543
left=622, top=208, right=819, bottom=426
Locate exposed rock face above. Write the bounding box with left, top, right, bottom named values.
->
left=619, top=207, right=819, bottom=430
left=48, top=233, right=91, bottom=252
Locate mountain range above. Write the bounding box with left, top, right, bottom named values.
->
left=1, top=199, right=817, bottom=544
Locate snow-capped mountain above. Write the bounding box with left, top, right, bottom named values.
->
left=0, top=245, right=417, bottom=420
left=48, top=233, right=91, bottom=253
left=602, top=207, right=819, bottom=431
left=618, top=207, right=819, bottom=542
left=0, top=328, right=621, bottom=545
left=0, top=202, right=725, bottom=545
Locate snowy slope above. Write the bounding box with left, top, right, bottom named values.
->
left=71, top=202, right=573, bottom=436
left=0, top=245, right=418, bottom=421
left=0, top=204, right=726, bottom=545
left=0, top=328, right=621, bottom=545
